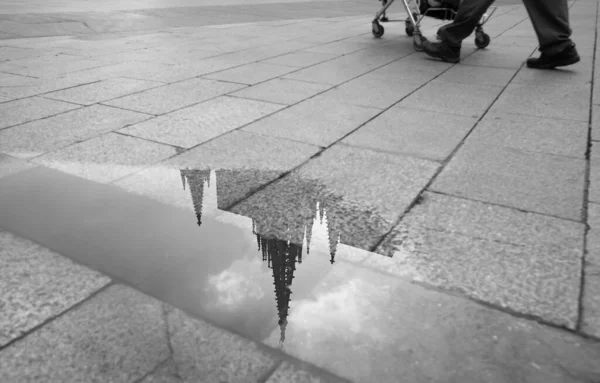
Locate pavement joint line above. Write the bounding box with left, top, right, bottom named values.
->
left=427, top=189, right=587, bottom=225
left=576, top=0, right=599, bottom=334
left=0, top=102, right=88, bottom=132
left=422, top=129, right=590, bottom=161
left=132, top=357, right=173, bottom=383
left=0, top=78, right=105, bottom=105
left=0, top=280, right=114, bottom=353
left=0, top=70, right=38, bottom=79
left=226, top=93, right=289, bottom=106
left=256, top=360, right=284, bottom=383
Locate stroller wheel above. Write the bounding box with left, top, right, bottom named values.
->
left=372, top=21, right=385, bottom=38
left=475, top=32, right=490, bottom=49
left=405, top=20, right=414, bottom=36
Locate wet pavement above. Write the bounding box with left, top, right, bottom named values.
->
left=1, top=0, right=600, bottom=382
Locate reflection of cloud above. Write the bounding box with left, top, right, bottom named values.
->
left=206, top=260, right=265, bottom=308
left=289, top=279, right=364, bottom=334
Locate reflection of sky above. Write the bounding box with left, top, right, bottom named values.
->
left=206, top=259, right=266, bottom=307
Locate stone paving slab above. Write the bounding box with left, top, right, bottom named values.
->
left=341, top=107, right=477, bottom=162
left=373, top=192, right=584, bottom=328
left=431, top=140, right=586, bottom=221
left=397, top=80, right=503, bottom=118
left=32, top=132, right=177, bottom=183
left=120, top=95, right=284, bottom=148
left=0, top=96, right=80, bottom=130
left=584, top=203, right=600, bottom=338
left=43, top=77, right=163, bottom=106
left=242, top=92, right=381, bottom=147
left=0, top=230, right=110, bottom=347
left=103, top=78, right=246, bottom=115
left=230, top=78, right=332, bottom=105
left=0, top=104, right=150, bottom=159
left=490, top=82, right=590, bottom=122
left=467, top=112, right=588, bottom=159
left=0, top=284, right=169, bottom=383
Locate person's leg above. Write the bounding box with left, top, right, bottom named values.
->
left=522, top=0, right=580, bottom=68
left=422, top=0, right=494, bottom=63
left=436, top=0, right=495, bottom=47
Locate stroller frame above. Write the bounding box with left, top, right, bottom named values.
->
left=371, top=0, right=497, bottom=52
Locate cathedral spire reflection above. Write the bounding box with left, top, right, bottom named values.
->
left=180, top=167, right=342, bottom=346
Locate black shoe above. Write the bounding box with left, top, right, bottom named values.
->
left=526, top=43, right=580, bottom=69
left=422, top=40, right=461, bottom=63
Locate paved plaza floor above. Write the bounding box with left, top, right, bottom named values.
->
left=1, top=0, right=600, bottom=382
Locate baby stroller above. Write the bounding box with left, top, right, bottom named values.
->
left=371, top=0, right=496, bottom=52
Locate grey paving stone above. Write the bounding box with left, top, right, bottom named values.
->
left=261, top=51, right=338, bottom=68
left=512, top=60, right=593, bottom=86
left=461, top=45, right=535, bottom=68
left=283, top=48, right=404, bottom=85
left=230, top=78, right=331, bottom=105
left=141, top=359, right=183, bottom=383
left=243, top=93, right=381, bottom=147
left=0, top=154, right=35, bottom=179
left=0, top=46, right=53, bottom=61
left=491, top=83, right=590, bottom=122
left=140, top=360, right=182, bottom=383
left=397, top=80, right=502, bottom=118
left=594, top=103, right=600, bottom=140
left=41, top=61, right=173, bottom=84
left=162, top=130, right=320, bottom=209
left=303, top=40, right=370, bottom=55
left=0, top=20, right=93, bottom=37
left=263, top=261, right=600, bottom=383
left=203, top=62, right=298, bottom=85
left=265, top=362, right=334, bottom=383
left=492, top=35, right=540, bottom=48
left=231, top=144, right=438, bottom=251
left=468, top=112, right=588, bottom=158
left=167, top=306, right=278, bottom=383
left=0, top=284, right=169, bottom=383
left=374, top=191, right=583, bottom=327
left=436, top=64, right=517, bottom=87
left=342, top=107, right=476, bottom=161
left=0, top=230, right=110, bottom=346
left=583, top=227, right=600, bottom=338
left=93, top=46, right=221, bottom=65
left=33, top=132, right=177, bottom=183
left=0, top=96, right=80, bottom=130
left=5, top=55, right=106, bottom=78
left=590, top=143, right=600, bottom=204
left=120, top=96, right=284, bottom=148
left=43, top=77, right=163, bottom=105
left=323, top=76, right=421, bottom=110
left=431, top=140, right=586, bottom=220
left=103, top=78, right=245, bottom=115
left=0, top=74, right=98, bottom=101
left=0, top=104, right=150, bottom=159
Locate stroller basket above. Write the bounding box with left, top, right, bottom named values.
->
left=371, top=0, right=496, bottom=51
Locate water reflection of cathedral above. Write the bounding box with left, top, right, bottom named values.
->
left=180, top=168, right=341, bottom=346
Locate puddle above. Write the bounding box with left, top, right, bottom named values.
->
left=0, top=165, right=396, bottom=347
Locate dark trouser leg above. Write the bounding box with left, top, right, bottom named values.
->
left=521, top=0, right=573, bottom=55
left=436, top=0, right=495, bottom=47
